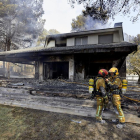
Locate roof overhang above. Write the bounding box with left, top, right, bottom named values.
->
left=0, top=42, right=137, bottom=63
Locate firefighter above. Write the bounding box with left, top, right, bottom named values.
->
left=105, top=67, right=125, bottom=128
left=95, top=69, right=109, bottom=123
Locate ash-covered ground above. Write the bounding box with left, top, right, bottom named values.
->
left=0, top=78, right=140, bottom=116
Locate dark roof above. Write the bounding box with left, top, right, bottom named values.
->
left=0, top=42, right=137, bottom=63
left=46, top=27, right=123, bottom=39
left=0, top=42, right=137, bottom=56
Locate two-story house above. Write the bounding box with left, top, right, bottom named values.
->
left=0, top=23, right=137, bottom=81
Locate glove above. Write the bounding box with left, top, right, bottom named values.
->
left=104, top=96, right=109, bottom=104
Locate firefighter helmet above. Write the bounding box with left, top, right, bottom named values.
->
left=98, top=69, right=108, bottom=77
left=109, top=67, right=119, bottom=75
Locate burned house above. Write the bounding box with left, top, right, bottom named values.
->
left=0, top=23, right=137, bottom=81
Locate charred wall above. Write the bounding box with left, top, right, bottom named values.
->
left=75, top=53, right=127, bottom=80
left=112, top=57, right=126, bottom=78
left=35, top=52, right=128, bottom=81
left=36, top=55, right=75, bottom=81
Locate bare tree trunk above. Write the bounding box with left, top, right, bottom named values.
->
left=7, top=38, right=11, bottom=51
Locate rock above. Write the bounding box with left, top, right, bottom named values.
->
left=116, top=123, right=125, bottom=129
left=31, top=91, right=37, bottom=95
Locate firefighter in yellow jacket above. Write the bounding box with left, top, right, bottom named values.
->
left=106, top=67, right=125, bottom=128
left=95, top=69, right=109, bottom=123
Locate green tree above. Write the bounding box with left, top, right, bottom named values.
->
left=37, top=29, right=60, bottom=47
left=127, top=34, right=140, bottom=83
left=68, top=0, right=140, bottom=22
left=47, top=29, right=60, bottom=35
left=71, top=15, right=86, bottom=31
left=133, top=34, right=140, bottom=45
left=127, top=45, right=140, bottom=83
left=37, top=29, right=48, bottom=47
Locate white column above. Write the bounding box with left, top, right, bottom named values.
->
left=39, top=61, right=43, bottom=81
left=69, top=55, right=75, bottom=81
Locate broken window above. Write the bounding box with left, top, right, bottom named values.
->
left=75, top=37, right=88, bottom=45
left=55, top=38, right=66, bottom=47
left=98, top=34, right=113, bottom=44
left=44, top=62, right=69, bottom=79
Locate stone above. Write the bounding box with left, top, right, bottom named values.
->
left=31, top=91, right=37, bottom=95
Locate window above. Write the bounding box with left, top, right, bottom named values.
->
left=56, top=39, right=66, bottom=47
left=98, top=34, right=113, bottom=44
left=75, top=37, right=88, bottom=45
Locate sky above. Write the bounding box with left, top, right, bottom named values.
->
left=43, top=0, right=140, bottom=37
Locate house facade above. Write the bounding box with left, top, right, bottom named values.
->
left=0, top=23, right=137, bottom=81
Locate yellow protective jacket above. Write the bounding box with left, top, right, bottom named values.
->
left=107, top=76, right=122, bottom=94
left=95, top=77, right=107, bottom=97
left=96, top=77, right=106, bottom=91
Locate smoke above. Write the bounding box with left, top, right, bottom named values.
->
left=124, top=33, right=129, bottom=42
left=72, top=15, right=111, bottom=32
left=124, top=33, right=135, bottom=43
left=84, top=16, right=111, bottom=30
left=0, top=0, right=45, bottom=50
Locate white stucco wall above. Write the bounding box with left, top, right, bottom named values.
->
left=88, top=35, right=98, bottom=44
left=113, top=32, right=120, bottom=43
left=47, top=40, right=55, bottom=48
left=69, top=55, right=75, bottom=81
left=67, top=38, right=75, bottom=46
left=119, top=28, right=124, bottom=42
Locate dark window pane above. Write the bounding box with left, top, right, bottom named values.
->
left=82, top=37, right=88, bottom=45
left=98, top=34, right=113, bottom=44
left=75, top=38, right=81, bottom=45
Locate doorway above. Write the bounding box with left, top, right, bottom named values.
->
left=44, top=62, right=69, bottom=79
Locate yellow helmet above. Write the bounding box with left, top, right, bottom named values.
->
left=109, top=67, right=119, bottom=76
